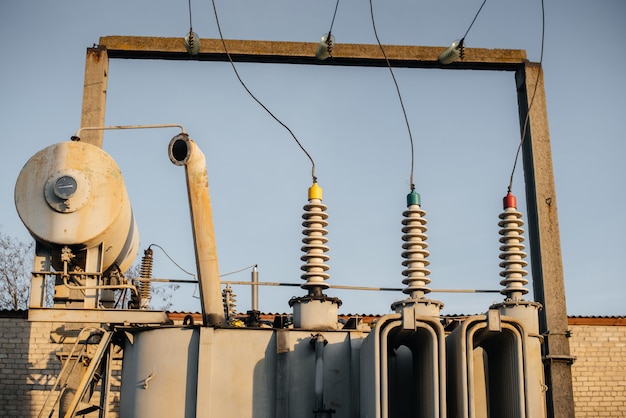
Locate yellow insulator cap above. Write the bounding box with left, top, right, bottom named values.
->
left=308, top=182, right=323, bottom=200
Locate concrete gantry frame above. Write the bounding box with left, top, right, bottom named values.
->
left=80, top=36, right=574, bottom=418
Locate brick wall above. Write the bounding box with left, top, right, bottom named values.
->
left=1, top=312, right=625, bottom=417
left=569, top=319, right=626, bottom=417
left=0, top=312, right=121, bottom=418
left=0, top=313, right=60, bottom=417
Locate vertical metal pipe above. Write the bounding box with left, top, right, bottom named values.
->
left=168, top=134, right=225, bottom=326
left=251, top=265, right=259, bottom=311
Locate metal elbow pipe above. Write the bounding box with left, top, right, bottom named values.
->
left=169, top=134, right=225, bottom=326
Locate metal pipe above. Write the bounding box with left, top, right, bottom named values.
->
left=221, top=280, right=499, bottom=293
left=74, top=123, right=185, bottom=139
left=61, top=274, right=139, bottom=297
left=81, top=274, right=501, bottom=293
left=251, top=265, right=259, bottom=311
left=168, top=133, right=224, bottom=326
left=61, top=274, right=139, bottom=296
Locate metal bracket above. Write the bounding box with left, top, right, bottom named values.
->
left=543, top=354, right=576, bottom=365
left=402, top=306, right=417, bottom=331
left=543, top=329, right=572, bottom=338
left=487, top=309, right=502, bottom=332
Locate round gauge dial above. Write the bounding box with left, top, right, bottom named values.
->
left=44, top=169, right=90, bottom=213
left=53, top=175, right=78, bottom=200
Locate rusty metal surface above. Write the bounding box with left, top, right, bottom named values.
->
left=98, top=36, right=527, bottom=70
left=14, top=141, right=139, bottom=273
left=169, top=135, right=225, bottom=326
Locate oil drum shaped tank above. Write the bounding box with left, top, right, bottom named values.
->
left=14, top=141, right=139, bottom=273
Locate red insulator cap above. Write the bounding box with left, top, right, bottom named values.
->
left=503, top=192, right=517, bottom=209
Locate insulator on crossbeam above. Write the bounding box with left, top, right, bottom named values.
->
left=400, top=191, right=432, bottom=299
left=498, top=192, right=529, bottom=301
left=300, top=182, right=330, bottom=294
left=184, top=31, right=200, bottom=56
left=438, top=39, right=465, bottom=64
left=315, top=33, right=334, bottom=60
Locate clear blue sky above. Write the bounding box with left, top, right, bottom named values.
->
left=1, top=0, right=624, bottom=316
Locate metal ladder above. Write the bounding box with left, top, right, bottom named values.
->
left=38, top=328, right=114, bottom=418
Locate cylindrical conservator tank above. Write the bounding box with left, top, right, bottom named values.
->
left=14, top=140, right=139, bottom=273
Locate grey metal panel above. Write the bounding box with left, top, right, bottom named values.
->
left=201, top=328, right=277, bottom=418
left=120, top=326, right=368, bottom=418
left=120, top=327, right=200, bottom=418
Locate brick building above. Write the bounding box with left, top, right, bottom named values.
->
left=568, top=317, right=626, bottom=417
left=0, top=310, right=624, bottom=417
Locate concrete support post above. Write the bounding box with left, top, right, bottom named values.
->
left=516, top=62, right=575, bottom=418
left=79, top=46, right=108, bottom=148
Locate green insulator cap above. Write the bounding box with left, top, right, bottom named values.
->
left=407, top=190, right=421, bottom=206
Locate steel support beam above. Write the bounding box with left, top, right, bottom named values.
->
left=517, top=63, right=575, bottom=418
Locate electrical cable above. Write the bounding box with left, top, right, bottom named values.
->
left=220, top=264, right=257, bottom=278
left=457, top=0, right=488, bottom=58
left=188, top=0, right=193, bottom=32
left=114, top=287, right=128, bottom=308
left=317, top=0, right=341, bottom=60
left=210, top=0, right=318, bottom=183
left=507, top=0, right=545, bottom=193
left=314, top=0, right=340, bottom=61
left=184, top=0, right=200, bottom=55
left=462, top=0, right=487, bottom=40
left=439, top=0, right=487, bottom=64
left=368, top=0, right=416, bottom=191
left=148, top=244, right=196, bottom=277
left=328, top=0, right=341, bottom=38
